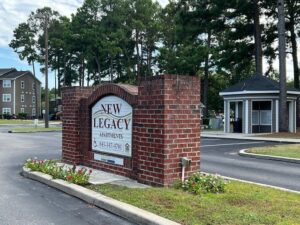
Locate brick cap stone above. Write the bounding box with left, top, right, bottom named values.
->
left=87, top=83, right=138, bottom=107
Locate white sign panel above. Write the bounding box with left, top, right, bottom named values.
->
left=92, top=95, right=132, bottom=157
left=94, top=153, right=124, bottom=166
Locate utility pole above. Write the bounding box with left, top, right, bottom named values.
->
left=44, top=16, right=49, bottom=128
left=277, top=0, right=288, bottom=132
left=36, top=12, right=49, bottom=128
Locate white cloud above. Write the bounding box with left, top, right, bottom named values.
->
left=0, top=0, right=83, bottom=47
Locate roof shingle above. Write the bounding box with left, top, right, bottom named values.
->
left=221, top=74, right=300, bottom=93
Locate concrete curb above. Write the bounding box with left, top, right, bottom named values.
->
left=21, top=167, right=180, bottom=225
left=201, top=134, right=300, bottom=144
left=239, top=149, right=300, bottom=164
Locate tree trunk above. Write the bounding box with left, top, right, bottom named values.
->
left=290, top=17, right=300, bottom=89
left=147, top=46, right=152, bottom=76
left=277, top=0, right=288, bottom=132
left=82, top=58, right=85, bottom=87
left=254, top=0, right=263, bottom=75
left=135, top=30, right=140, bottom=78
left=95, top=55, right=101, bottom=84
left=203, top=32, right=211, bottom=117
left=110, top=56, right=113, bottom=82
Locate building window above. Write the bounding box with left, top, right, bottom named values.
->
left=20, top=108, right=25, bottom=113
left=2, top=94, right=11, bottom=102
left=21, top=94, right=25, bottom=103
left=3, top=80, right=11, bottom=88
left=2, top=108, right=11, bottom=114
left=32, top=108, right=36, bottom=116
left=32, top=96, right=36, bottom=104
left=260, top=110, right=272, bottom=125
left=252, top=111, right=259, bottom=125
left=21, top=81, right=25, bottom=89
left=32, top=83, right=35, bottom=90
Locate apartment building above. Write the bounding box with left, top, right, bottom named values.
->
left=0, top=68, right=41, bottom=117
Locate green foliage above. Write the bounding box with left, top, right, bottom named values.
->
left=10, top=0, right=300, bottom=112
left=179, top=172, right=227, bottom=194
left=18, top=113, right=27, bottom=119
left=2, top=113, right=11, bottom=119
left=25, top=159, right=92, bottom=185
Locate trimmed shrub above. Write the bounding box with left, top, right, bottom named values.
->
left=179, top=173, right=227, bottom=195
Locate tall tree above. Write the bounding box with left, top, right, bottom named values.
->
left=277, top=0, right=288, bottom=132
left=286, top=0, right=300, bottom=88
left=9, top=22, right=39, bottom=119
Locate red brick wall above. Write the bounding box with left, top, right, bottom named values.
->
left=61, top=87, right=94, bottom=164
left=136, top=75, right=201, bottom=186
left=62, top=75, right=201, bottom=186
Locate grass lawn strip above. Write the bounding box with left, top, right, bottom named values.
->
left=87, top=182, right=300, bottom=225
left=257, top=128, right=300, bottom=139
left=12, top=127, right=62, bottom=133
left=0, top=119, right=35, bottom=125
left=248, top=144, right=300, bottom=159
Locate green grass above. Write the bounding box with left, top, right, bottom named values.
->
left=87, top=182, right=300, bottom=225
left=248, top=144, right=300, bottom=159
left=0, top=119, right=34, bottom=125
left=12, top=127, right=62, bottom=133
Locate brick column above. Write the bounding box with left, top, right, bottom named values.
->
left=136, top=74, right=201, bottom=186
left=61, top=87, right=94, bottom=164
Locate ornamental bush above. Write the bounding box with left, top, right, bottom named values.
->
left=180, top=173, right=227, bottom=195
left=25, top=159, right=92, bottom=185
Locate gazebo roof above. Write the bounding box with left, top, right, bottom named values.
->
left=220, top=74, right=300, bottom=96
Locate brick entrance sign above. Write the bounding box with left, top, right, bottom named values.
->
left=62, top=74, right=201, bottom=186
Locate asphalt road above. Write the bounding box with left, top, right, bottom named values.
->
left=1, top=130, right=300, bottom=224
left=0, top=131, right=134, bottom=225
left=201, top=137, right=300, bottom=191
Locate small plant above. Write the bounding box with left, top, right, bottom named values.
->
left=65, top=165, right=92, bottom=185
left=179, top=172, right=227, bottom=195
left=24, top=159, right=92, bottom=185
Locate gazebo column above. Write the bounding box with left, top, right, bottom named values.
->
left=275, top=99, right=279, bottom=133
left=224, top=100, right=230, bottom=133
left=244, top=100, right=249, bottom=134
left=289, top=100, right=297, bottom=133
left=294, top=100, right=297, bottom=133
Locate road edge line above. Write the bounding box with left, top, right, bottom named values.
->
left=22, top=167, right=180, bottom=225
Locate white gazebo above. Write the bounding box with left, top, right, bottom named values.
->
left=220, top=75, right=300, bottom=134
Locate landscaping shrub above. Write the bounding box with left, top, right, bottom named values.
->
left=179, top=172, right=227, bottom=194
left=3, top=113, right=11, bottom=119
left=18, top=112, right=27, bottom=119
left=25, top=159, right=92, bottom=185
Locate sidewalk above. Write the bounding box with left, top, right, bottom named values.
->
left=201, top=130, right=300, bottom=143
left=58, top=163, right=149, bottom=188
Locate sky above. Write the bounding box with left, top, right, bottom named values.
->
left=0, top=0, right=296, bottom=89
